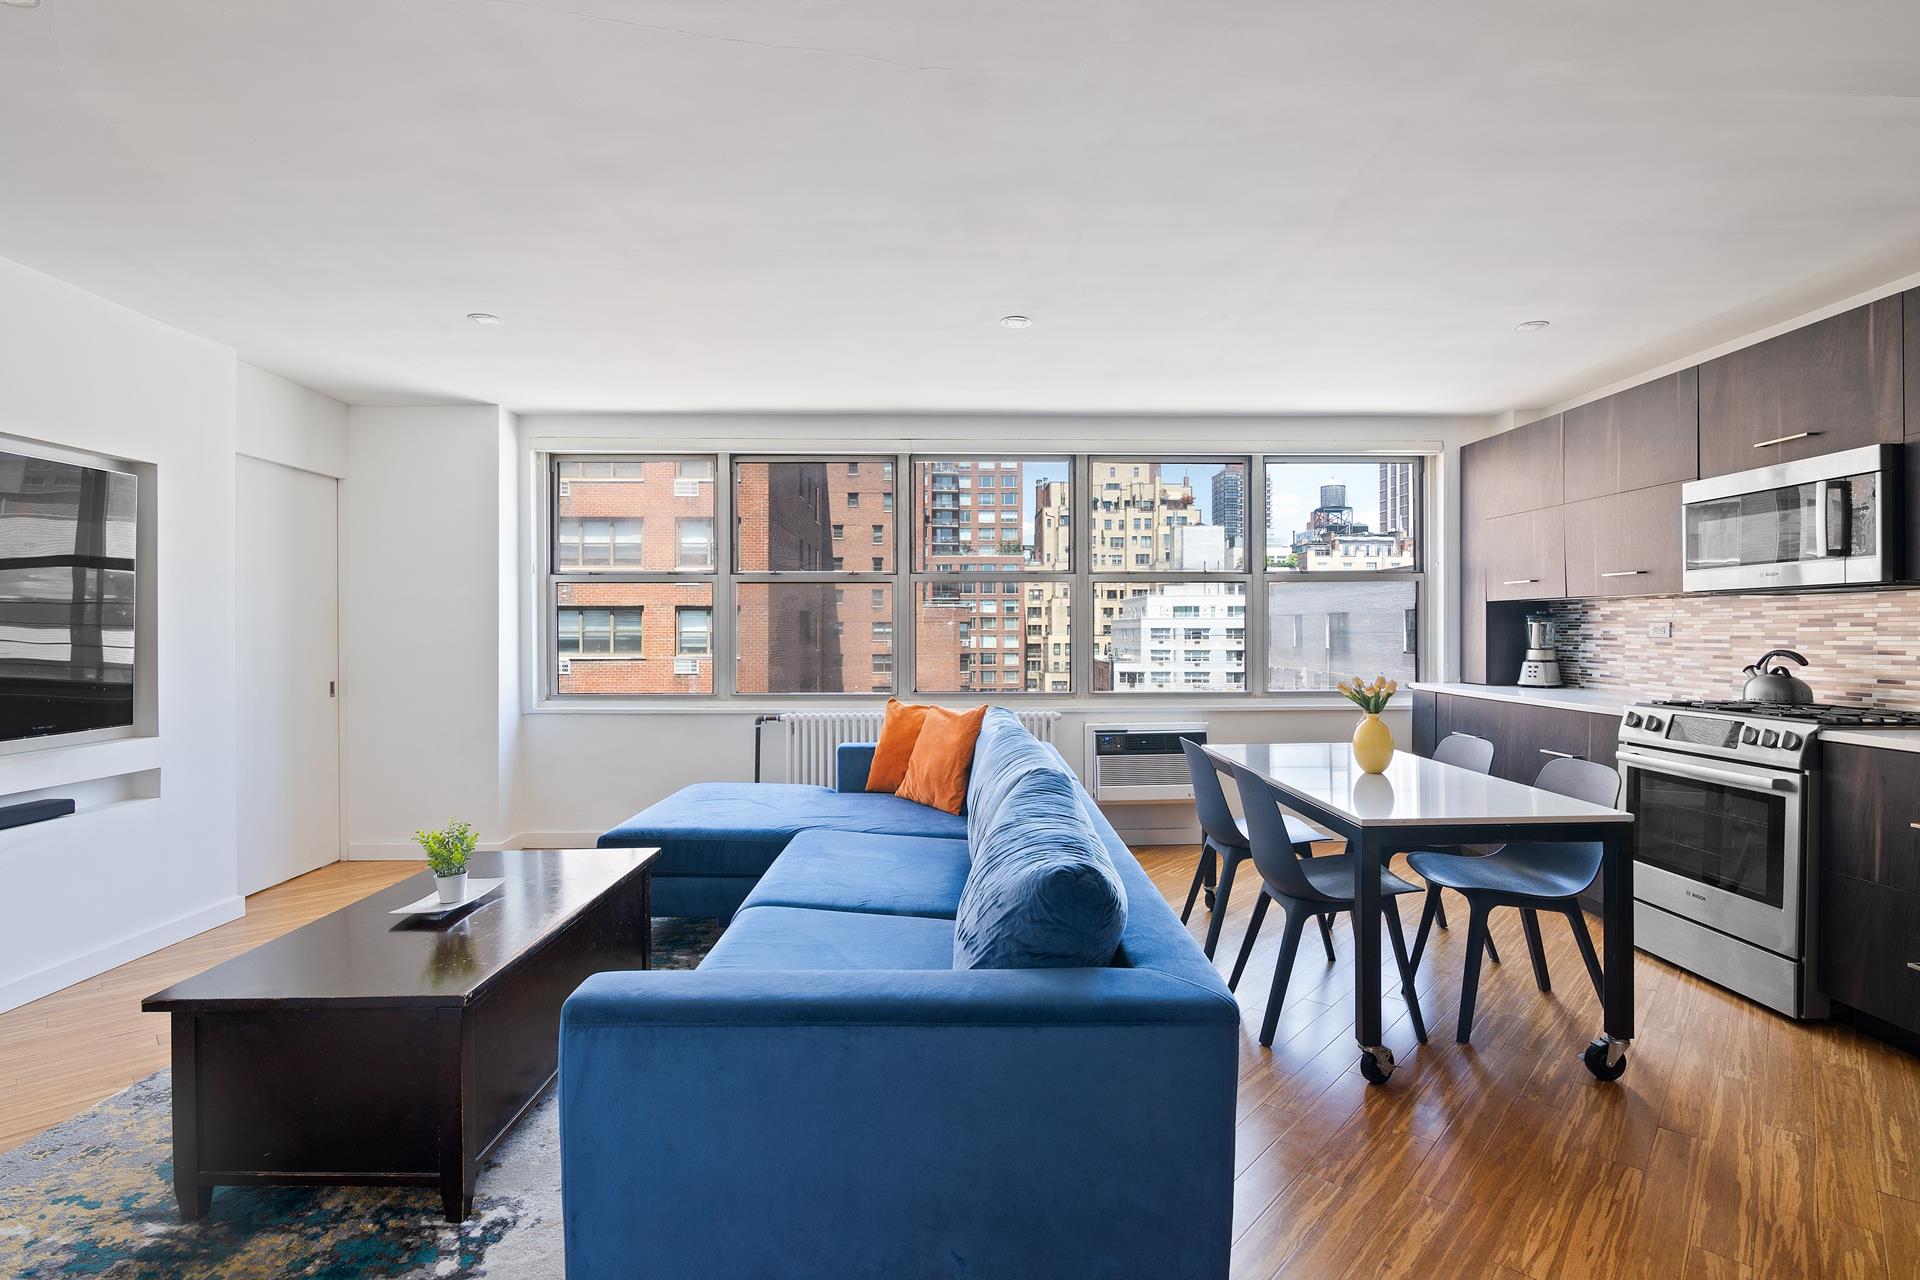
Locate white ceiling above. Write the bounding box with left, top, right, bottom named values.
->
left=4, top=1, right=1920, bottom=414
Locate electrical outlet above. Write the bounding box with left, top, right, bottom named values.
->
left=1647, top=621, right=1673, bottom=639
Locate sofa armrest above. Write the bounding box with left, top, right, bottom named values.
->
left=560, top=969, right=1237, bottom=1279
left=835, top=740, right=877, bottom=792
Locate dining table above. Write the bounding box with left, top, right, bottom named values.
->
left=1202, top=741, right=1636, bottom=1085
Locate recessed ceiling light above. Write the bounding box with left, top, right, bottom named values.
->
left=467, top=313, right=503, bottom=326
left=999, top=315, right=1032, bottom=329
left=1513, top=319, right=1551, bottom=333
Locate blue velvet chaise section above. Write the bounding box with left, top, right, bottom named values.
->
left=565, top=712, right=1239, bottom=1279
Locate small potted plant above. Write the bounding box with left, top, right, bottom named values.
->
left=1338, top=676, right=1399, bottom=774
left=414, top=819, right=477, bottom=903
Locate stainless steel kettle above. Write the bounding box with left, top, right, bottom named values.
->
left=1741, top=649, right=1813, bottom=704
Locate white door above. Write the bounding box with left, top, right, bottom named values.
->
left=235, top=455, right=341, bottom=895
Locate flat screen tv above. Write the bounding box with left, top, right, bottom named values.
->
left=0, top=449, right=137, bottom=743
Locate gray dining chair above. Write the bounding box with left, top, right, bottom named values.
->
left=1407, top=756, right=1619, bottom=1043
left=1179, top=738, right=1334, bottom=962
left=1412, top=732, right=1501, bottom=965
left=1225, top=762, right=1428, bottom=1047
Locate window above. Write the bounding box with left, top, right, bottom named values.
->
left=1265, top=460, right=1420, bottom=573
left=548, top=450, right=1424, bottom=700
left=555, top=518, right=644, bottom=569
left=677, top=607, right=712, bottom=656
left=551, top=456, right=717, bottom=694
left=677, top=519, right=715, bottom=569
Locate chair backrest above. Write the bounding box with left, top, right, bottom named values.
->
left=1433, top=731, right=1495, bottom=775
left=1534, top=755, right=1622, bottom=808
left=1181, top=738, right=1247, bottom=850
left=1226, top=764, right=1334, bottom=903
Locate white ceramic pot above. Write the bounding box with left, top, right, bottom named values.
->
left=434, top=872, right=469, bottom=904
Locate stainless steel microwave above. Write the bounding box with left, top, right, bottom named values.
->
left=1681, top=444, right=1898, bottom=592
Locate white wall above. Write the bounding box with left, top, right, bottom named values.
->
left=236, top=363, right=347, bottom=479
left=341, top=405, right=521, bottom=855
left=0, top=258, right=243, bottom=1011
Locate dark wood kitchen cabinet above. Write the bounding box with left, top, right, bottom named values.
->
left=1561, top=482, right=1685, bottom=598
left=1413, top=692, right=1620, bottom=786
left=1561, top=369, right=1698, bottom=503
left=1819, top=743, right=1920, bottom=1035
left=1822, top=744, right=1920, bottom=895
left=1697, top=297, right=1903, bottom=478
left=1906, top=288, right=1920, bottom=438
left=1464, top=414, right=1563, bottom=520
left=1482, top=507, right=1566, bottom=601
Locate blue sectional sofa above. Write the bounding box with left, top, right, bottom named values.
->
left=562, top=710, right=1239, bottom=1279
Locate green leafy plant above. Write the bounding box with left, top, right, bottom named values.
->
left=1337, top=676, right=1398, bottom=715
left=414, top=819, right=477, bottom=878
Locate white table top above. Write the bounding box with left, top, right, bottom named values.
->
left=1204, top=741, right=1634, bottom=829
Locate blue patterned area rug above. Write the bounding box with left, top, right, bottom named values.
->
left=0, top=917, right=722, bottom=1279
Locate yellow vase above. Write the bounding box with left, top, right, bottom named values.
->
left=1352, top=713, right=1395, bottom=774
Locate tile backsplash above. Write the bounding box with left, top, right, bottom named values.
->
left=1543, top=587, right=1920, bottom=708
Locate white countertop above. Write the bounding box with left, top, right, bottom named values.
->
left=1821, top=727, right=1920, bottom=755
left=1411, top=682, right=1647, bottom=718
left=1204, top=741, right=1632, bottom=828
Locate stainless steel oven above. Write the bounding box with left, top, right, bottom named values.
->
left=1617, top=701, right=1829, bottom=1017
left=1681, top=444, right=1897, bottom=592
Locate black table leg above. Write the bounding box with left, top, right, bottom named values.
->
left=169, top=1013, right=210, bottom=1220
left=1584, top=825, right=1634, bottom=1081
left=1353, top=829, right=1392, bottom=1084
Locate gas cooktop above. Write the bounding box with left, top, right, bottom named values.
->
left=1646, top=699, right=1920, bottom=728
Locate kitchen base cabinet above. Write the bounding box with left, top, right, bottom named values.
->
left=1821, top=744, right=1920, bottom=894
left=1820, top=873, right=1920, bottom=1035
left=1412, top=692, right=1619, bottom=786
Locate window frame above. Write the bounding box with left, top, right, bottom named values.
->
left=539, top=449, right=1428, bottom=705
left=730, top=454, right=901, bottom=697
left=908, top=454, right=1075, bottom=696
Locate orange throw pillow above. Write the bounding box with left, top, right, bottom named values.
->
left=865, top=699, right=932, bottom=794
left=896, top=704, right=989, bottom=815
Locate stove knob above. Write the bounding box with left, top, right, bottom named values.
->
left=1781, top=731, right=1803, bottom=750
left=1644, top=715, right=1663, bottom=732
left=1761, top=730, right=1780, bottom=748
left=1624, top=712, right=1643, bottom=728
left=1741, top=727, right=1759, bottom=744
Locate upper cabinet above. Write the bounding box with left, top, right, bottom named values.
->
left=1906, top=288, right=1919, bottom=439
left=1561, top=369, right=1698, bottom=502
left=1464, top=413, right=1563, bottom=519
left=1697, top=297, right=1903, bottom=478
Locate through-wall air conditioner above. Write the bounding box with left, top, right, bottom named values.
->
left=1086, top=723, right=1207, bottom=803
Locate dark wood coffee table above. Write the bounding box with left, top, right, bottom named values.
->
left=143, top=847, right=658, bottom=1222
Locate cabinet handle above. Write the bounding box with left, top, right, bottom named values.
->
left=1600, top=570, right=1646, bottom=578
left=1539, top=749, right=1577, bottom=759
left=1502, top=579, right=1539, bottom=586
left=1909, top=962, right=1920, bottom=973
left=1753, top=431, right=1818, bottom=449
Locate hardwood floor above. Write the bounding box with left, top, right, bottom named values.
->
left=3, top=848, right=1917, bottom=1278
left=0, top=860, right=419, bottom=1154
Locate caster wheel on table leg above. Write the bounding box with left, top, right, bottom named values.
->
left=1583, top=1037, right=1628, bottom=1081
left=1359, top=1046, right=1395, bottom=1086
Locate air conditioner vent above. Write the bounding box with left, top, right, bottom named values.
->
left=1086, top=722, right=1207, bottom=803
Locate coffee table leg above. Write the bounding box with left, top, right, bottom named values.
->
left=170, top=1013, right=211, bottom=1220
left=437, top=1008, right=471, bottom=1223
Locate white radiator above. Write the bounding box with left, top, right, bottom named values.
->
left=776, top=710, right=1061, bottom=786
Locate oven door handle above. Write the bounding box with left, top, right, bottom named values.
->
left=1617, top=749, right=1798, bottom=792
